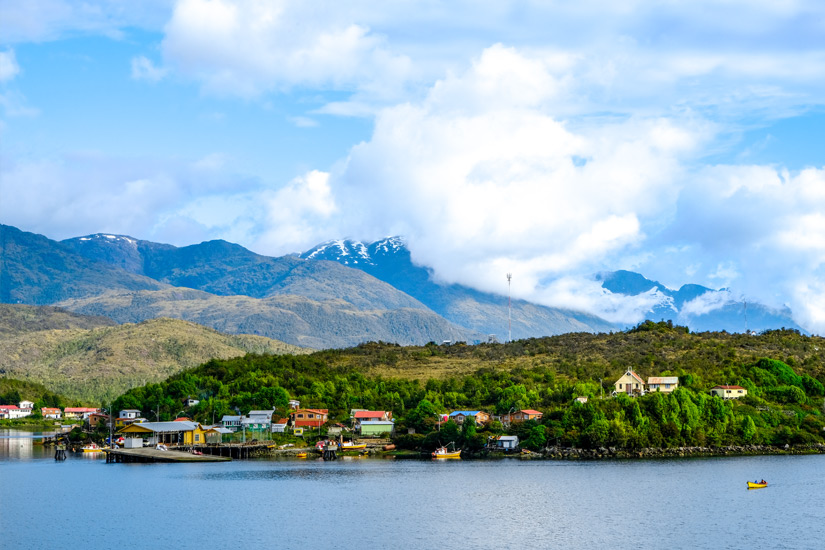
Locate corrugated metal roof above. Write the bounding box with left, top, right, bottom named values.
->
left=354, top=410, right=388, bottom=418
left=648, top=377, right=679, bottom=384
left=519, top=409, right=543, bottom=415
left=123, top=421, right=199, bottom=432
left=498, top=435, right=518, bottom=441
left=449, top=410, right=481, bottom=416
left=359, top=420, right=394, bottom=425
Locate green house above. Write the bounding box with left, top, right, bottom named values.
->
left=359, top=421, right=394, bottom=436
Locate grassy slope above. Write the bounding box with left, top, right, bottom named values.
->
left=0, top=316, right=308, bottom=404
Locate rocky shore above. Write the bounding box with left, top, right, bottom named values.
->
left=539, top=443, right=825, bottom=460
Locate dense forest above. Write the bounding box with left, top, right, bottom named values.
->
left=112, top=322, right=825, bottom=451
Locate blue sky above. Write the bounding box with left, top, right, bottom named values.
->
left=3, top=1, right=825, bottom=331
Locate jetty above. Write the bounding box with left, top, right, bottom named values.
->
left=105, top=448, right=231, bottom=463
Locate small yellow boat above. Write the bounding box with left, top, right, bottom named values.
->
left=340, top=442, right=367, bottom=451
left=432, top=446, right=461, bottom=459
left=296, top=452, right=307, bottom=459
left=82, top=443, right=103, bottom=453
left=747, top=481, right=768, bottom=489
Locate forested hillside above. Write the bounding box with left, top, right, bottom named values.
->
left=113, top=322, right=825, bottom=451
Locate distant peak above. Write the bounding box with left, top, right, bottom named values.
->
left=75, top=233, right=138, bottom=246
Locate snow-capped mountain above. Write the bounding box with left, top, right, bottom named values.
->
left=598, top=270, right=803, bottom=333
left=301, top=237, right=618, bottom=340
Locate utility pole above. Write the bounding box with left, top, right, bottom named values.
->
left=507, top=273, right=512, bottom=343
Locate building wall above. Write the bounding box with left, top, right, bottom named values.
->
left=360, top=423, right=394, bottom=436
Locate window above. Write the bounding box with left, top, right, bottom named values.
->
left=308, top=414, right=314, bottom=419
left=665, top=384, right=671, bottom=389
left=298, top=414, right=304, bottom=419
left=195, top=434, right=200, bottom=442
left=619, top=384, right=623, bottom=389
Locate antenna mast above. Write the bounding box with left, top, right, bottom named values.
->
left=507, top=273, right=512, bottom=343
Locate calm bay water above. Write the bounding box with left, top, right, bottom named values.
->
left=2, top=429, right=824, bottom=550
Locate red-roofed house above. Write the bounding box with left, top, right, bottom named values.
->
left=290, top=409, right=329, bottom=428
left=64, top=407, right=100, bottom=419
left=710, top=385, right=748, bottom=399
left=614, top=369, right=646, bottom=396
left=353, top=410, right=392, bottom=423
left=0, top=405, right=23, bottom=419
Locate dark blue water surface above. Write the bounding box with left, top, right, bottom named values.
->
left=2, top=430, right=824, bottom=550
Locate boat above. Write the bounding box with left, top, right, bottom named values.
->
left=747, top=480, right=768, bottom=489
left=82, top=443, right=103, bottom=453
left=340, top=441, right=367, bottom=451
left=432, top=445, right=461, bottom=459
left=296, top=452, right=307, bottom=459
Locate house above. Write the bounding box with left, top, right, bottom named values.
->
left=221, top=415, right=242, bottom=431
left=359, top=420, right=395, bottom=436
left=710, top=385, right=748, bottom=399
left=118, top=421, right=208, bottom=446
left=614, top=370, right=646, bottom=396
left=496, top=435, right=519, bottom=450
left=0, top=405, right=30, bottom=419
left=243, top=410, right=275, bottom=430
left=18, top=400, right=34, bottom=415
left=575, top=397, right=589, bottom=404
left=86, top=412, right=109, bottom=429
left=353, top=410, right=393, bottom=428
left=271, top=418, right=289, bottom=433
left=119, top=409, right=141, bottom=420
left=503, top=409, right=543, bottom=424
left=648, top=377, right=679, bottom=393
left=184, top=398, right=200, bottom=407
left=290, top=409, right=329, bottom=428
left=63, top=407, right=99, bottom=419
left=41, top=407, right=62, bottom=419
left=289, top=400, right=300, bottom=409
left=448, top=411, right=491, bottom=426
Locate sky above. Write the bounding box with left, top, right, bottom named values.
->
left=3, top=0, right=825, bottom=331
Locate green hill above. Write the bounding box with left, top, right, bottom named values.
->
left=0, top=310, right=308, bottom=404
left=113, top=322, right=825, bottom=450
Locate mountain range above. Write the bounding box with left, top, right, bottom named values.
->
left=0, top=224, right=803, bottom=349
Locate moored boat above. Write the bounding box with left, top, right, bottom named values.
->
left=340, top=441, right=367, bottom=451
left=82, top=443, right=103, bottom=453
left=296, top=452, right=307, bottom=458
left=432, top=445, right=461, bottom=459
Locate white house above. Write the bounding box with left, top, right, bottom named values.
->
left=221, top=415, right=242, bottom=431
left=242, top=410, right=274, bottom=430
left=19, top=400, right=34, bottom=416
left=496, top=435, right=519, bottom=450
left=271, top=418, right=289, bottom=433
left=710, top=385, right=747, bottom=399
left=119, top=409, right=141, bottom=419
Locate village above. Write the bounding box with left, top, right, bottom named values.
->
left=1, top=369, right=753, bottom=462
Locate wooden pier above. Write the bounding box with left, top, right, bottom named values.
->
left=105, top=448, right=231, bottom=463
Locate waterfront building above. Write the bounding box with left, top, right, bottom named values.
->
left=41, top=407, right=62, bottom=419
left=448, top=410, right=491, bottom=426
left=502, top=410, right=543, bottom=424
left=119, top=420, right=208, bottom=446
left=290, top=408, right=329, bottom=428
left=496, top=435, right=519, bottom=450
left=359, top=420, right=395, bottom=436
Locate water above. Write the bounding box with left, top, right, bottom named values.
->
left=2, top=429, right=824, bottom=550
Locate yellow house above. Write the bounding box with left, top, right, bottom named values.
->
left=647, top=377, right=679, bottom=393
left=614, top=370, right=646, bottom=396
left=119, top=420, right=208, bottom=446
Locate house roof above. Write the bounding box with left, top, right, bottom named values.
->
left=449, top=410, right=481, bottom=417
left=354, top=410, right=387, bottom=418
left=519, top=409, right=542, bottom=415
left=120, top=409, right=141, bottom=413
left=712, top=385, right=745, bottom=390
left=0, top=405, right=20, bottom=410
left=498, top=435, right=519, bottom=441
left=65, top=407, right=98, bottom=413
left=173, top=417, right=192, bottom=422
left=619, top=370, right=645, bottom=384
left=648, top=377, right=679, bottom=384
left=295, top=409, right=328, bottom=414
left=359, top=420, right=394, bottom=425
left=273, top=418, right=289, bottom=425
left=247, top=410, right=274, bottom=416
left=41, top=407, right=61, bottom=412
left=120, top=421, right=199, bottom=433
left=221, top=415, right=242, bottom=421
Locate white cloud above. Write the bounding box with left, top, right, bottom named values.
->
left=254, top=170, right=338, bottom=253
left=680, top=290, right=734, bottom=317
left=161, top=0, right=413, bottom=99
left=131, top=55, right=168, bottom=82
left=0, top=50, right=20, bottom=82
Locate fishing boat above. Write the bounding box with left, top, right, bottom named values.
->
left=747, top=480, right=768, bottom=489
left=82, top=443, right=103, bottom=453
left=432, top=445, right=461, bottom=459
left=340, top=441, right=367, bottom=451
